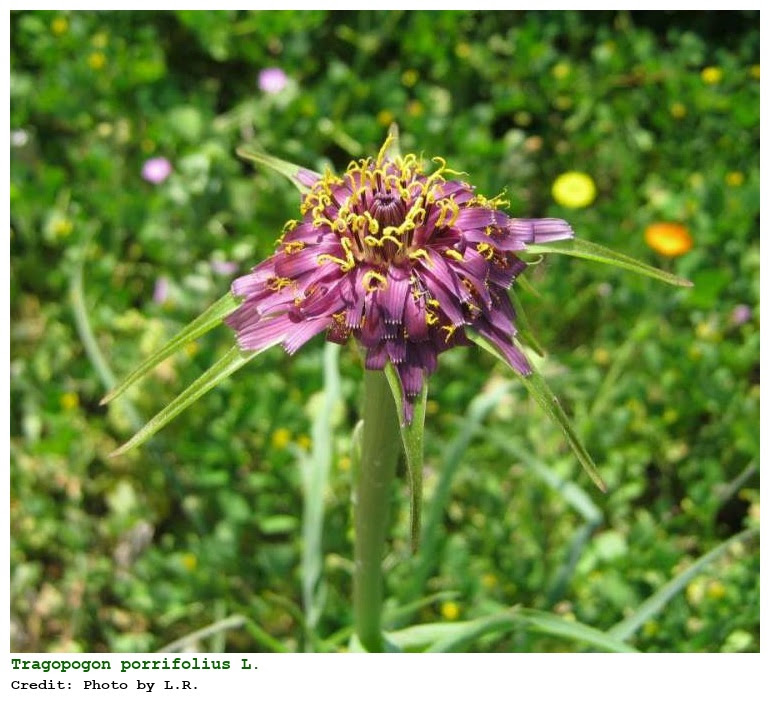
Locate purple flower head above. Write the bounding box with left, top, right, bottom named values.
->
left=226, top=136, right=573, bottom=422
left=258, top=67, right=288, bottom=94
left=142, top=157, right=172, bottom=184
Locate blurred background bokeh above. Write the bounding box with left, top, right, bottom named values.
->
left=10, top=10, right=759, bottom=653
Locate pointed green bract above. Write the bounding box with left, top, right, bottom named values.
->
left=467, top=330, right=606, bottom=492
left=510, top=290, right=545, bottom=357
left=236, top=145, right=319, bottom=195
left=527, top=237, right=693, bottom=287
left=380, top=123, right=402, bottom=162
left=101, top=292, right=241, bottom=406
left=384, top=363, right=427, bottom=553
left=109, top=344, right=265, bottom=457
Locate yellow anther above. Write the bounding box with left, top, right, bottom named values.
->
left=441, top=324, right=457, bottom=343
left=268, top=277, right=293, bottom=291
left=380, top=234, right=403, bottom=249
left=427, top=299, right=440, bottom=309
left=363, top=211, right=379, bottom=234
left=426, top=311, right=439, bottom=326
left=364, top=235, right=381, bottom=247
left=408, top=248, right=431, bottom=264
left=476, top=243, right=495, bottom=260
left=282, top=219, right=299, bottom=233
left=377, top=133, right=395, bottom=165
left=283, top=241, right=305, bottom=254
left=333, top=218, right=347, bottom=233
left=317, top=237, right=356, bottom=272
left=444, top=248, right=464, bottom=261
left=362, top=270, right=388, bottom=292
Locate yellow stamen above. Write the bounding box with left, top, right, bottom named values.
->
left=441, top=324, right=457, bottom=342
left=476, top=243, right=495, bottom=260
left=444, top=248, right=464, bottom=261
left=408, top=249, right=431, bottom=264
left=362, top=270, right=388, bottom=292
left=268, top=277, right=294, bottom=291
left=283, top=241, right=305, bottom=254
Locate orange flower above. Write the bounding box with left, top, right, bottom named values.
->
left=644, top=222, right=693, bottom=257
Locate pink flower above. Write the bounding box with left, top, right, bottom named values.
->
left=258, top=67, right=288, bottom=94
left=211, top=260, right=238, bottom=276
left=153, top=276, right=169, bottom=304
left=142, top=157, right=172, bottom=184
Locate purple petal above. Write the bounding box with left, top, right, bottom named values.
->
left=509, top=218, right=574, bottom=244
left=283, top=316, right=331, bottom=355
left=380, top=268, right=411, bottom=324
left=455, top=207, right=509, bottom=231
left=365, top=344, right=388, bottom=370
left=231, top=314, right=295, bottom=351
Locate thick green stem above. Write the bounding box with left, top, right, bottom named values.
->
left=353, top=370, right=401, bottom=652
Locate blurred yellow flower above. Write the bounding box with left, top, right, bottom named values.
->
left=91, top=32, right=109, bottom=48
left=643, top=621, right=660, bottom=637
left=60, top=392, right=79, bottom=411
left=297, top=434, right=312, bottom=450
left=552, top=171, right=597, bottom=208
left=455, top=42, right=471, bottom=59
left=184, top=341, right=199, bottom=357
left=401, top=69, right=419, bottom=87
left=725, top=171, right=744, bottom=187
left=88, top=52, right=106, bottom=71
left=181, top=553, right=198, bottom=571
left=592, top=348, right=610, bottom=366
left=440, top=601, right=460, bottom=621
left=481, top=572, right=498, bottom=589
left=750, top=64, right=760, bottom=79
left=337, top=455, right=351, bottom=472
left=552, top=62, right=571, bottom=79
left=670, top=102, right=687, bottom=119
left=644, top=222, right=693, bottom=257
left=53, top=218, right=73, bottom=239
left=701, top=66, right=722, bottom=84
left=271, top=428, right=291, bottom=450
left=376, top=109, right=394, bottom=127
left=51, top=17, right=69, bottom=35
left=406, top=100, right=424, bottom=117
left=706, top=580, right=726, bottom=600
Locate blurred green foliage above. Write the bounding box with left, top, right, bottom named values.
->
left=11, top=10, right=758, bottom=653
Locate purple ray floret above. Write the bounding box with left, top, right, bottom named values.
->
left=226, top=137, right=574, bottom=423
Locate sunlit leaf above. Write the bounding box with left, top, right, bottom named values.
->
left=236, top=145, right=320, bottom=194
left=527, top=237, right=693, bottom=287
left=101, top=292, right=240, bottom=405
left=109, top=345, right=265, bottom=457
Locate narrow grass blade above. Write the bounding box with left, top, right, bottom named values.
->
left=236, top=145, right=320, bottom=194
left=300, top=343, right=341, bottom=644
left=608, top=527, right=758, bottom=642
left=384, top=363, right=427, bottom=552
left=425, top=613, right=519, bottom=653
left=468, top=330, right=605, bottom=492
left=101, top=292, right=241, bottom=405
left=159, top=615, right=246, bottom=653
left=516, top=608, right=637, bottom=653
left=511, top=290, right=545, bottom=357
left=527, top=237, right=693, bottom=287
left=109, top=345, right=262, bottom=457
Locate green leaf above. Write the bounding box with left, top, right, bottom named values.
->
left=608, top=527, right=758, bottom=642
left=468, top=330, right=606, bottom=492
left=384, top=363, right=427, bottom=553
left=510, top=290, right=545, bottom=357
left=515, top=608, right=637, bottom=653
left=299, top=343, right=341, bottom=642
left=389, top=608, right=636, bottom=653
left=236, top=145, right=319, bottom=194
left=101, top=292, right=240, bottom=405
left=526, top=237, right=693, bottom=287
left=109, top=345, right=263, bottom=457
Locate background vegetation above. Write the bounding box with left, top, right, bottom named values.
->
left=10, top=10, right=759, bottom=653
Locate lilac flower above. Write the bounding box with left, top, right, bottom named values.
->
left=226, top=137, right=573, bottom=422
left=730, top=304, right=752, bottom=326
left=258, top=67, right=288, bottom=94
left=153, top=276, right=169, bottom=304
left=142, top=157, right=172, bottom=184
left=211, top=260, right=239, bottom=276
